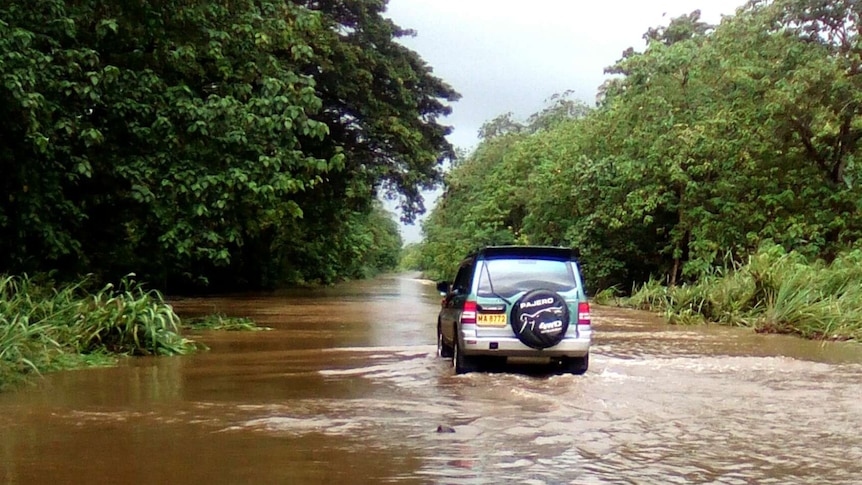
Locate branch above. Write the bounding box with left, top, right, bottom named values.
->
left=832, top=114, right=862, bottom=184
left=790, top=117, right=830, bottom=175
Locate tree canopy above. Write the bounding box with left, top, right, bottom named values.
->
left=419, top=0, right=862, bottom=292
left=0, top=0, right=458, bottom=290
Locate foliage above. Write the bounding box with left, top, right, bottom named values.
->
left=0, top=274, right=195, bottom=391
left=478, top=91, right=590, bottom=140
left=420, top=96, right=591, bottom=281
left=420, top=1, right=862, bottom=299
left=0, top=0, right=455, bottom=291
left=69, top=276, right=197, bottom=355
left=182, top=314, right=266, bottom=331
left=295, top=0, right=460, bottom=221
left=629, top=244, right=862, bottom=340
left=419, top=134, right=522, bottom=280
left=398, top=243, right=422, bottom=271
left=592, top=286, right=620, bottom=306
left=267, top=201, right=402, bottom=284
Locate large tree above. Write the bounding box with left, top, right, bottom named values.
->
left=0, top=0, right=456, bottom=289
left=297, top=0, right=459, bottom=221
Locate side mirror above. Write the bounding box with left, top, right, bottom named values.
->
left=436, top=281, right=451, bottom=295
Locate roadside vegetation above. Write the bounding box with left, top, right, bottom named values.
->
left=398, top=243, right=424, bottom=272
left=0, top=274, right=197, bottom=391
left=0, top=273, right=278, bottom=391
left=0, top=0, right=452, bottom=293
left=628, top=244, right=862, bottom=340
left=182, top=314, right=268, bottom=332
left=415, top=0, right=862, bottom=340
left=1, top=0, right=438, bottom=391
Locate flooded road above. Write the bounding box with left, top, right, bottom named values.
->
left=3, top=273, right=862, bottom=484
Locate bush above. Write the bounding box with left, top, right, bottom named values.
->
left=628, top=244, right=862, bottom=340
left=0, top=274, right=196, bottom=391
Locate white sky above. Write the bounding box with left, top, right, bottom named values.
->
left=383, top=0, right=748, bottom=243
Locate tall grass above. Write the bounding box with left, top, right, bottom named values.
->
left=0, top=274, right=197, bottom=391
left=628, top=244, right=862, bottom=340
left=592, top=286, right=620, bottom=306
left=182, top=313, right=267, bottom=331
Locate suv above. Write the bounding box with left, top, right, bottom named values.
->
left=436, top=246, right=591, bottom=374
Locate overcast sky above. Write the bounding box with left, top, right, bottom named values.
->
left=383, top=0, right=747, bottom=243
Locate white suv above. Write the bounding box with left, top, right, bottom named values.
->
left=436, top=246, right=591, bottom=374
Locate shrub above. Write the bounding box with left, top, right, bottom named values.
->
left=0, top=274, right=196, bottom=390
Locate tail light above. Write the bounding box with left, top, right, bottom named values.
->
left=461, top=300, right=477, bottom=325
left=577, top=301, right=591, bottom=326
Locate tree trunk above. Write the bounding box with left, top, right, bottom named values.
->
left=670, top=257, right=680, bottom=287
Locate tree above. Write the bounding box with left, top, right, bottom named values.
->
left=0, top=0, right=457, bottom=290
left=423, top=4, right=862, bottom=293
left=295, top=0, right=460, bottom=222
left=1, top=0, right=334, bottom=285
left=759, top=0, right=862, bottom=187
left=420, top=96, right=591, bottom=282
left=706, top=0, right=862, bottom=255
left=478, top=112, right=523, bottom=141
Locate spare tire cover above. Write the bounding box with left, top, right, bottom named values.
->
left=511, top=289, right=570, bottom=349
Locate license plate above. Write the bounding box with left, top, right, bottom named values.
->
left=477, top=313, right=507, bottom=326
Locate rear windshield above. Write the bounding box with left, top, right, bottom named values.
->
left=476, top=258, right=577, bottom=297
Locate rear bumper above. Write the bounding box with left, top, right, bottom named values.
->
left=459, top=326, right=591, bottom=357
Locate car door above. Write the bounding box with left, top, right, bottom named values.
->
left=440, top=260, right=474, bottom=343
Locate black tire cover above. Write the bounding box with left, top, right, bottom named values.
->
left=511, top=289, right=570, bottom=349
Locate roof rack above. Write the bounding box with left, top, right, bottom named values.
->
left=476, top=246, right=577, bottom=260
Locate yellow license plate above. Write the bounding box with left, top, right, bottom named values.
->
left=477, top=313, right=507, bottom=326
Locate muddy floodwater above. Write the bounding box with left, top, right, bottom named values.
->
left=3, top=273, right=862, bottom=484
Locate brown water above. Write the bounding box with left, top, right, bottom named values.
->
left=3, top=273, right=862, bottom=484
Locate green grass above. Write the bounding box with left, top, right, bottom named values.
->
left=627, top=244, right=862, bottom=341
left=182, top=314, right=268, bottom=331
left=0, top=274, right=198, bottom=391
left=592, top=286, right=620, bottom=306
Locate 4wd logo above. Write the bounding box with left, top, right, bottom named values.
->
left=518, top=306, right=565, bottom=335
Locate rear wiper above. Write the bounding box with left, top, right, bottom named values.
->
left=483, top=262, right=512, bottom=306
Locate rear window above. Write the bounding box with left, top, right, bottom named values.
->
left=476, top=258, right=577, bottom=297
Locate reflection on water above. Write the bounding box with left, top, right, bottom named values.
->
left=2, top=273, right=862, bottom=484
